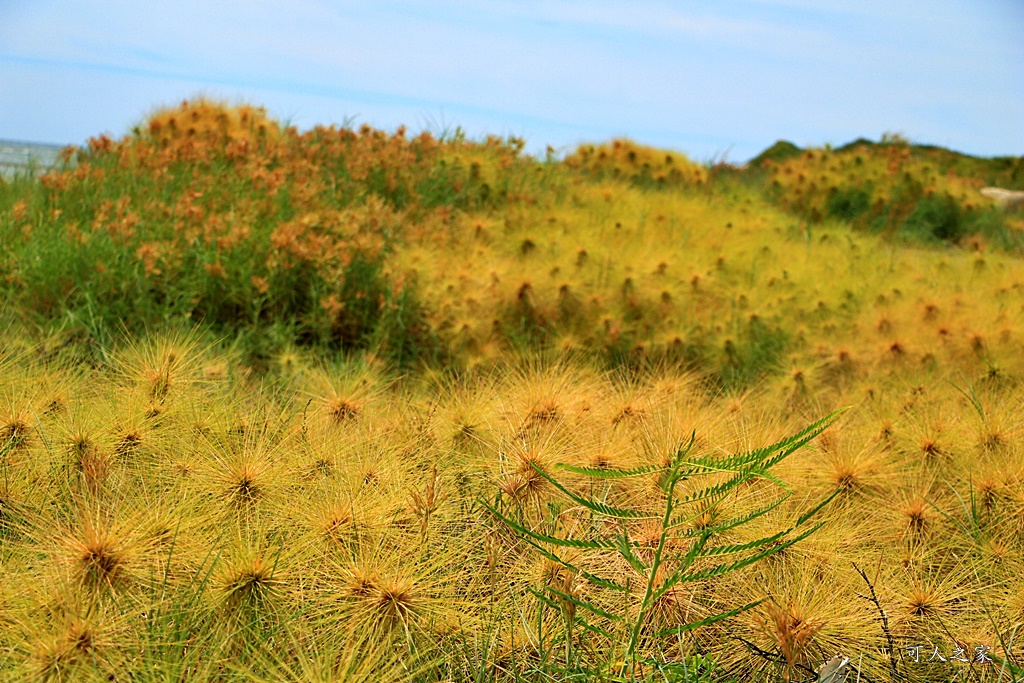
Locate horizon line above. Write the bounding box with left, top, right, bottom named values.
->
left=1, top=133, right=1020, bottom=165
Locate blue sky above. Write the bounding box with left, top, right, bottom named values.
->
left=1, top=0, right=1021, bottom=162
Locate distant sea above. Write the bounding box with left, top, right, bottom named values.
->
left=0, top=139, right=72, bottom=176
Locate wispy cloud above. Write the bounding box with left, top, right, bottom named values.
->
left=1, top=0, right=1021, bottom=160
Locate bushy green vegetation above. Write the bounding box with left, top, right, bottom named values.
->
left=753, top=139, right=1023, bottom=250
left=0, top=99, right=537, bottom=370
left=1, top=99, right=1024, bottom=682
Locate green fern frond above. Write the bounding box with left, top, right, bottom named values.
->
left=524, top=539, right=630, bottom=593
left=487, top=412, right=844, bottom=678
left=667, top=494, right=791, bottom=540
left=555, top=462, right=665, bottom=479
left=483, top=501, right=617, bottom=549
left=615, top=528, right=650, bottom=574
left=530, top=462, right=660, bottom=520
left=659, top=521, right=826, bottom=594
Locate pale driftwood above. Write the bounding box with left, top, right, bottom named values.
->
left=981, top=187, right=1024, bottom=210
left=816, top=654, right=850, bottom=682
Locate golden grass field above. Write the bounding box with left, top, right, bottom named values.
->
left=1, top=99, right=1023, bottom=682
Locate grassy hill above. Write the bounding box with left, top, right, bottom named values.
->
left=1, top=99, right=1023, bottom=682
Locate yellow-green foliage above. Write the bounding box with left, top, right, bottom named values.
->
left=1, top=101, right=1024, bottom=681
left=1, top=332, right=1023, bottom=681
left=399, top=167, right=1024, bottom=392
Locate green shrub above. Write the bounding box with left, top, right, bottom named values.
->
left=826, top=187, right=871, bottom=221
left=719, top=318, right=788, bottom=392
left=900, top=193, right=965, bottom=243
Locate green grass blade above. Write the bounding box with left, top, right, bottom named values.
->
left=543, top=584, right=624, bottom=622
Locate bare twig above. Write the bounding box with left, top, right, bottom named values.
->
left=733, top=635, right=818, bottom=681
left=853, top=562, right=899, bottom=682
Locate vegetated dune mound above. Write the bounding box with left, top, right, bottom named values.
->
left=1, top=99, right=1024, bottom=681
left=5, top=99, right=1022, bottom=379
left=752, top=138, right=1022, bottom=242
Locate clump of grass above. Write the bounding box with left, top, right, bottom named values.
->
left=27, top=608, right=121, bottom=682
left=214, top=534, right=288, bottom=631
